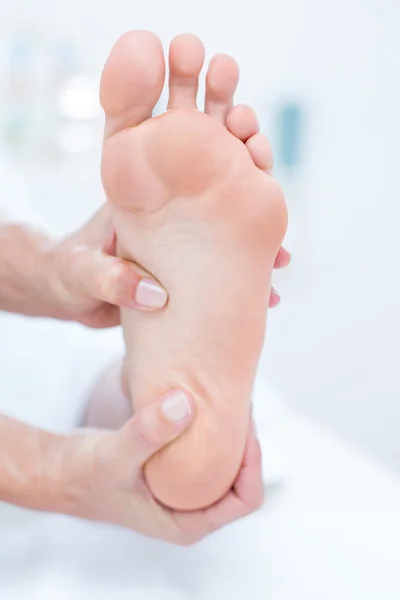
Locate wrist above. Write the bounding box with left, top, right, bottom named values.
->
left=27, top=431, right=70, bottom=513
left=39, top=239, right=78, bottom=321
left=0, top=414, right=69, bottom=513
left=0, top=222, right=60, bottom=319
left=12, top=428, right=95, bottom=518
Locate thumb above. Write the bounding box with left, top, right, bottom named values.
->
left=111, top=390, right=196, bottom=468
left=64, top=246, right=168, bottom=310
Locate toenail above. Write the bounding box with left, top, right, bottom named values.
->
left=161, top=391, right=192, bottom=423
left=135, top=279, right=168, bottom=309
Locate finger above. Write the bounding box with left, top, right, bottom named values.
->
left=172, top=488, right=244, bottom=544
left=65, top=246, right=168, bottom=310
left=205, top=421, right=264, bottom=526
left=274, top=247, right=291, bottom=269
left=269, top=287, right=281, bottom=308
left=232, top=420, right=264, bottom=511
left=111, top=390, right=196, bottom=467
left=80, top=304, right=121, bottom=329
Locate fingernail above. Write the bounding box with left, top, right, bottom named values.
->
left=136, top=279, right=168, bottom=309
left=161, top=391, right=192, bottom=423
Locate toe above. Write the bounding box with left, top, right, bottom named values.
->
left=205, top=54, right=239, bottom=123
left=226, top=104, right=259, bottom=141
left=167, top=34, right=205, bottom=110
left=269, top=287, right=281, bottom=308
left=100, top=31, right=165, bottom=136
left=245, top=133, right=274, bottom=172
left=227, top=104, right=274, bottom=172
left=274, top=247, right=291, bottom=269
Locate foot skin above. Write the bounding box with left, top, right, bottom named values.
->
left=100, top=32, right=288, bottom=510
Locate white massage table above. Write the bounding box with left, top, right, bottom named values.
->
left=1, top=312, right=400, bottom=600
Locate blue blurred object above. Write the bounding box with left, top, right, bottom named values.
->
left=275, top=101, right=304, bottom=170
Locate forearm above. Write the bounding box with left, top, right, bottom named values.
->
left=0, top=413, right=66, bottom=512
left=0, top=222, right=59, bottom=318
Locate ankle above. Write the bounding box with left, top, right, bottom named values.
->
left=83, top=359, right=132, bottom=430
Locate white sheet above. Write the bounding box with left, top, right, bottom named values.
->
left=1, top=408, right=400, bottom=600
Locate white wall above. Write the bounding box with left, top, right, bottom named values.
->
left=1, top=0, right=400, bottom=471
left=264, top=0, right=400, bottom=471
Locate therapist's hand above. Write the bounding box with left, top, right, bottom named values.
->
left=58, top=391, right=263, bottom=544
left=47, top=204, right=168, bottom=327
left=47, top=205, right=290, bottom=327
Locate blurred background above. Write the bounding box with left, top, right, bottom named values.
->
left=1, top=0, right=399, bottom=473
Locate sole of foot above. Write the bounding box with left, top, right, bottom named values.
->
left=100, top=31, right=288, bottom=510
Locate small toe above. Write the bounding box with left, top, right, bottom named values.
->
left=100, top=31, right=165, bottom=136
left=274, top=247, right=291, bottom=269
left=205, top=54, right=240, bottom=123
left=269, top=287, right=281, bottom=308
left=167, top=34, right=205, bottom=110
left=226, top=104, right=259, bottom=141
left=245, top=133, right=274, bottom=172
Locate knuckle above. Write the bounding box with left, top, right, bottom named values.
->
left=59, top=245, right=89, bottom=293
left=134, top=416, right=163, bottom=450
left=64, top=245, right=87, bottom=272
left=107, top=261, right=127, bottom=285
left=102, top=261, right=130, bottom=304
left=51, top=246, right=83, bottom=301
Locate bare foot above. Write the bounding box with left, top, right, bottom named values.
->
left=100, top=31, right=287, bottom=510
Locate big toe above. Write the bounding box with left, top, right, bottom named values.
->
left=100, top=30, right=165, bottom=136
left=167, top=34, right=205, bottom=110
